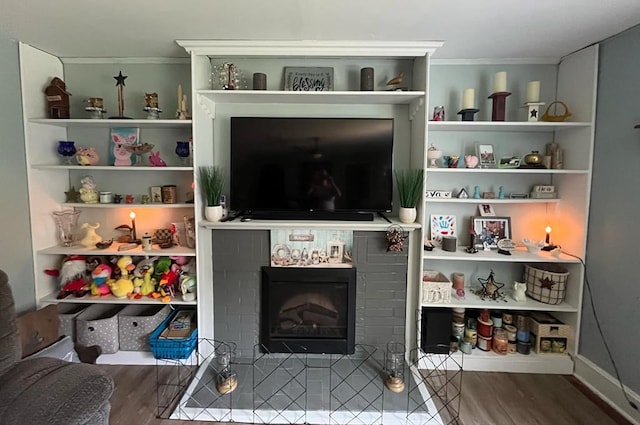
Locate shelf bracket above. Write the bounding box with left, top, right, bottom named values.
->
left=409, top=98, right=424, bottom=121
left=196, top=94, right=216, bottom=119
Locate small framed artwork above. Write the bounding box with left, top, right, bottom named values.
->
left=472, top=216, right=511, bottom=249
left=150, top=186, right=162, bottom=203
left=499, top=156, right=521, bottom=168
left=430, top=214, right=457, bottom=245
left=284, top=67, right=334, bottom=91
left=476, top=143, right=496, bottom=168
left=478, top=203, right=496, bottom=217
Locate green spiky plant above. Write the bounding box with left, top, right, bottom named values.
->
left=198, top=166, right=225, bottom=207
left=395, top=169, right=424, bottom=208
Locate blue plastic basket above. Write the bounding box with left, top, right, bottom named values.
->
left=149, top=308, right=197, bottom=359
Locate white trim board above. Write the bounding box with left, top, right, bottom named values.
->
left=574, top=355, right=640, bottom=424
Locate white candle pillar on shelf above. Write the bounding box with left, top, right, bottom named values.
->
left=462, top=88, right=475, bottom=109
left=177, top=84, right=183, bottom=110
left=526, top=81, right=541, bottom=103
left=493, top=72, right=507, bottom=93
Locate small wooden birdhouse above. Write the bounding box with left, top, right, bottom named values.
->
left=45, top=77, right=72, bottom=119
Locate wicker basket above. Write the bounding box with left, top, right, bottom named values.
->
left=541, top=100, right=572, bottom=122
left=523, top=263, right=569, bottom=305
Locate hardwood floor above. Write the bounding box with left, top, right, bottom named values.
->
left=100, top=365, right=632, bottom=425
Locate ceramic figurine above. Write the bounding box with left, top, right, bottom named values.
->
left=512, top=281, right=527, bottom=302
left=149, top=151, right=167, bottom=167
left=79, top=175, right=99, bottom=203
left=473, top=185, right=481, bottom=199
left=75, top=147, right=99, bottom=166
left=498, top=186, right=505, bottom=199
left=464, top=155, right=479, bottom=168
left=79, top=222, right=102, bottom=248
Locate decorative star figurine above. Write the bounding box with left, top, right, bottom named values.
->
left=473, top=269, right=506, bottom=301
left=114, top=71, right=127, bottom=87
left=530, top=109, right=538, bottom=119
left=539, top=277, right=555, bottom=289
left=64, top=186, right=81, bottom=203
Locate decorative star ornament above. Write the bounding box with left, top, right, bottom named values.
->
left=114, top=71, right=127, bottom=87
left=530, top=109, right=538, bottom=118
left=64, top=186, right=81, bottom=203
left=539, top=277, right=555, bottom=289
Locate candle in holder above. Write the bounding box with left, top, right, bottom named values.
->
left=129, top=211, right=137, bottom=241
left=462, top=88, right=475, bottom=109
left=526, top=81, right=541, bottom=103
left=493, top=71, right=507, bottom=93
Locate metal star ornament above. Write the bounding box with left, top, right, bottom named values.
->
left=64, top=186, right=81, bottom=203
left=114, top=71, right=127, bottom=87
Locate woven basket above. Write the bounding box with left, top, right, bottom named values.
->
left=523, top=263, right=569, bottom=305
left=541, top=100, right=572, bottom=122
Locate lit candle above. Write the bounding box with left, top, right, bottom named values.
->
left=462, top=88, right=475, bottom=109
left=177, top=84, right=183, bottom=111
left=526, top=81, right=541, bottom=103
left=130, top=211, right=137, bottom=241
left=493, top=72, right=507, bottom=93
left=545, top=225, right=552, bottom=244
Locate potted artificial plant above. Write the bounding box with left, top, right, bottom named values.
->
left=198, top=165, right=225, bottom=222
left=395, top=169, right=424, bottom=224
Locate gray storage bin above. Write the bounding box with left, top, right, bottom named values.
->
left=118, top=304, right=171, bottom=351
left=75, top=304, right=124, bottom=354
left=57, top=304, right=89, bottom=342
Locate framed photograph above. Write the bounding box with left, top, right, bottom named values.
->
left=499, top=156, right=521, bottom=168
left=472, top=216, right=511, bottom=249
left=478, top=203, right=496, bottom=216
left=284, top=67, right=334, bottom=91
left=430, top=214, right=457, bottom=245
left=476, top=143, right=496, bottom=168
left=150, top=186, right=162, bottom=203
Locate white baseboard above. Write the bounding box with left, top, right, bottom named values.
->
left=573, top=354, right=640, bottom=424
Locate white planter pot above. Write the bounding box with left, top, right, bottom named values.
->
left=204, top=205, right=223, bottom=222
left=399, top=207, right=417, bottom=224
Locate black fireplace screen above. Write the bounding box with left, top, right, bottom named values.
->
left=261, top=267, right=356, bottom=354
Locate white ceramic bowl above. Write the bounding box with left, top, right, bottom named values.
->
left=522, top=238, right=546, bottom=254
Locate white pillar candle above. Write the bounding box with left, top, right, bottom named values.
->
left=493, top=72, right=507, bottom=93
left=177, top=84, right=183, bottom=110
left=462, top=88, right=475, bottom=109
left=526, top=81, right=541, bottom=103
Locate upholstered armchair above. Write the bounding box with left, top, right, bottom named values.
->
left=0, top=269, right=114, bottom=425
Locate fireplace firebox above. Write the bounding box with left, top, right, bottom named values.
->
left=261, top=267, right=356, bottom=354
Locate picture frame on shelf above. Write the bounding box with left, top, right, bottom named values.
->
left=499, top=156, right=521, bottom=168
left=284, top=67, right=334, bottom=91
left=478, top=204, right=496, bottom=217
left=476, top=143, right=496, bottom=168
left=472, top=216, right=511, bottom=249
left=150, top=186, right=162, bottom=203
left=430, top=214, right=456, bottom=246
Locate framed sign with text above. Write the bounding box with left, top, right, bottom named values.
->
left=284, top=67, right=334, bottom=91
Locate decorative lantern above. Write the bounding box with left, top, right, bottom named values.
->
left=384, top=342, right=405, bottom=393
left=215, top=342, right=238, bottom=395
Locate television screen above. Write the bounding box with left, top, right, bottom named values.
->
left=230, top=117, right=393, bottom=218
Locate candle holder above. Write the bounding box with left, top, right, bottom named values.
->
left=215, top=342, right=238, bottom=395
left=457, top=108, right=479, bottom=121
left=488, top=91, right=512, bottom=121
left=523, top=102, right=545, bottom=122
left=384, top=342, right=405, bottom=393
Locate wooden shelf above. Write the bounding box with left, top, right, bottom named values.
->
left=420, top=289, right=578, bottom=312
left=62, top=202, right=193, bottom=209
left=38, top=243, right=196, bottom=257
left=201, top=216, right=422, bottom=231
left=197, top=90, right=425, bottom=105
left=30, top=118, right=192, bottom=128
left=427, top=121, right=591, bottom=132
left=426, top=168, right=588, bottom=174
left=32, top=165, right=192, bottom=171
left=422, top=247, right=580, bottom=263
left=426, top=198, right=559, bottom=204
left=417, top=349, right=573, bottom=374
left=40, top=291, right=197, bottom=306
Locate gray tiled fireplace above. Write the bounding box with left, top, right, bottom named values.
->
left=212, top=230, right=408, bottom=358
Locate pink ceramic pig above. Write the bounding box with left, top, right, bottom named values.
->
left=464, top=155, right=479, bottom=168
left=75, top=147, right=99, bottom=166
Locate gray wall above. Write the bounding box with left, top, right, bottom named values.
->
left=0, top=33, right=35, bottom=312
left=581, top=25, right=640, bottom=393
left=212, top=230, right=408, bottom=358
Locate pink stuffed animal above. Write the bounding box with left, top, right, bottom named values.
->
left=149, top=151, right=167, bottom=167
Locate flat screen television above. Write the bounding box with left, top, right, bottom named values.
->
left=230, top=117, right=394, bottom=220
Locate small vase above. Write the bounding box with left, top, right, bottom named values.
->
left=175, top=141, right=190, bottom=166
left=399, top=207, right=417, bottom=224
left=52, top=210, right=81, bottom=247
left=205, top=205, right=223, bottom=222
left=57, top=141, right=77, bottom=165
